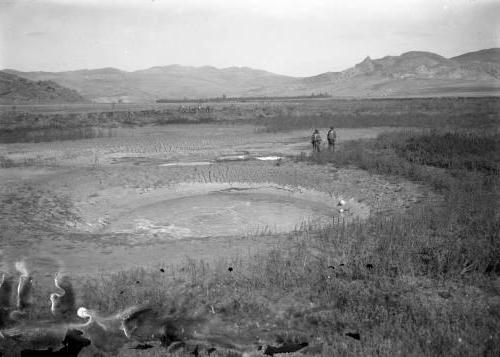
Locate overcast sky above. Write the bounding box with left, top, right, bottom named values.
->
left=0, top=0, right=498, bottom=76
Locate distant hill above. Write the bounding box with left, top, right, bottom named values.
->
left=0, top=71, right=87, bottom=104
left=287, top=49, right=500, bottom=97
left=450, top=48, right=500, bottom=80
left=3, top=48, right=499, bottom=102
left=342, top=51, right=491, bottom=80
left=3, top=65, right=297, bottom=103
left=451, top=48, right=500, bottom=65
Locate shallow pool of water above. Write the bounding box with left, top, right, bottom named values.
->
left=105, top=191, right=335, bottom=238
left=158, top=161, right=212, bottom=167
left=1, top=183, right=367, bottom=277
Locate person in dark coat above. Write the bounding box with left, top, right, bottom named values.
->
left=311, top=129, right=322, bottom=152
left=327, top=127, right=337, bottom=152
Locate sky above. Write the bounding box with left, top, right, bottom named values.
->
left=0, top=0, right=499, bottom=76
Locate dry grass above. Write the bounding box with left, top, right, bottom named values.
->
left=299, top=130, right=499, bottom=273
left=16, top=130, right=499, bottom=356
left=1, top=97, right=498, bottom=143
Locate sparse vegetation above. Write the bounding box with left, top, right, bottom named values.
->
left=0, top=126, right=117, bottom=143
left=0, top=110, right=217, bottom=143
left=1, top=97, right=498, bottom=143
left=101, top=130, right=496, bottom=355
left=253, top=97, right=499, bottom=131
left=156, top=92, right=331, bottom=103
left=1, top=99, right=499, bottom=356
left=12, top=129, right=498, bottom=356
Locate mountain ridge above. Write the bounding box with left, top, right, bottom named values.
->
left=451, top=48, right=500, bottom=64
left=2, top=48, right=499, bottom=103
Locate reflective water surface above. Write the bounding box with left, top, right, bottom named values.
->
left=106, top=191, right=335, bottom=238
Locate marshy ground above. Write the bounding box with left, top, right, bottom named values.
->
left=0, top=98, right=499, bottom=356
left=0, top=125, right=430, bottom=277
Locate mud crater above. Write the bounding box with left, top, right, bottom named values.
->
left=83, top=183, right=370, bottom=239
left=106, top=191, right=334, bottom=238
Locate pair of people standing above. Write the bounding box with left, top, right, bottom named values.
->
left=311, top=127, right=336, bottom=152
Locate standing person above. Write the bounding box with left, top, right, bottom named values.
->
left=327, top=127, right=337, bottom=152
left=311, top=129, right=322, bottom=152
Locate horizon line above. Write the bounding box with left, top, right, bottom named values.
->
left=2, top=47, right=498, bottom=77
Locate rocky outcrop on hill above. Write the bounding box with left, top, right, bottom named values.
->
left=3, top=48, right=499, bottom=101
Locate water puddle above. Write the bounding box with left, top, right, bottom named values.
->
left=158, top=161, right=212, bottom=167
left=215, top=155, right=249, bottom=162
left=256, top=156, right=282, bottom=161
left=105, top=191, right=335, bottom=238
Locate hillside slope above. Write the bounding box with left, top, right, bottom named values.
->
left=4, top=66, right=297, bottom=103
left=450, top=48, right=500, bottom=80
left=4, top=48, right=499, bottom=102
left=0, top=71, right=87, bottom=104
left=287, top=49, right=500, bottom=97
left=451, top=48, right=500, bottom=65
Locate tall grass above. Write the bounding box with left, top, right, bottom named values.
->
left=0, top=126, right=116, bottom=143
left=253, top=111, right=499, bottom=132
left=0, top=110, right=217, bottom=143
left=252, top=97, right=499, bottom=131
left=299, top=130, right=499, bottom=275
left=393, top=130, right=499, bottom=174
